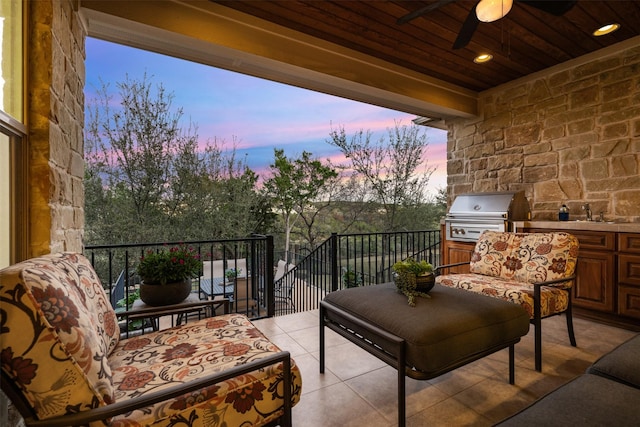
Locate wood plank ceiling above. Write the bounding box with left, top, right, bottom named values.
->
left=214, top=1, right=640, bottom=92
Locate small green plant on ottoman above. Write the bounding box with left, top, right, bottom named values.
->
left=392, top=258, right=434, bottom=306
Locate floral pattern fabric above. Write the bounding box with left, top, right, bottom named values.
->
left=436, top=231, right=579, bottom=318
left=108, top=314, right=302, bottom=426
left=0, top=252, right=119, bottom=420
left=1, top=253, right=302, bottom=426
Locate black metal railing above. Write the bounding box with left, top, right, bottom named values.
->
left=273, top=229, right=440, bottom=315
left=84, top=235, right=275, bottom=320
left=85, top=229, right=440, bottom=321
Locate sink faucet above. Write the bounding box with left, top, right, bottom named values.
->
left=582, top=203, right=593, bottom=221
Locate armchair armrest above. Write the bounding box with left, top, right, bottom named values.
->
left=434, top=262, right=469, bottom=274
left=22, top=351, right=293, bottom=427
left=118, top=298, right=230, bottom=321
left=532, top=274, right=577, bottom=289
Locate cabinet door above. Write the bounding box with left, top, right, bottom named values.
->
left=573, top=251, right=616, bottom=312
left=618, top=254, right=640, bottom=286
left=618, top=286, right=640, bottom=319
left=442, top=241, right=474, bottom=274
left=618, top=254, right=640, bottom=319
left=618, top=233, right=640, bottom=253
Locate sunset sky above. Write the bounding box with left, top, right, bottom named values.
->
left=84, top=37, right=448, bottom=197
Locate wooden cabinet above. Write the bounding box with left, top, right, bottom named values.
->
left=520, top=228, right=617, bottom=313
left=439, top=224, right=473, bottom=273
left=618, top=233, right=640, bottom=319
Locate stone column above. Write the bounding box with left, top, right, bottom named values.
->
left=28, top=0, right=86, bottom=255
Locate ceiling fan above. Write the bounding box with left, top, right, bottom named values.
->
left=397, top=0, right=577, bottom=50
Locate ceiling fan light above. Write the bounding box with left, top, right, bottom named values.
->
left=593, top=23, right=620, bottom=36
left=476, top=0, right=513, bottom=23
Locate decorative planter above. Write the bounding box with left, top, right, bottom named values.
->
left=139, top=279, right=192, bottom=306
left=415, top=273, right=435, bottom=292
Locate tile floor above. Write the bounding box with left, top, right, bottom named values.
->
left=252, top=310, right=637, bottom=427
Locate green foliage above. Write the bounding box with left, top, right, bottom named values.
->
left=136, top=245, right=203, bottom=285
left=84, top=75, right=273, bottom=245
left=327, top=122, right=436, bottom=231
left=342, top=267, right=363, bottom=288
left=84, top=76, right=444, bottom=255
left=117, top=289, right=140, bottom=308
left=392, top=258, right=434, bottom=306
left=225, top=268, right=242, bottom=280
left=263, top=149, right=338, bottom=260
left=392, top=258, right=433, bottom=275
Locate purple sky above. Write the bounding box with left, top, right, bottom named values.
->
left=84, top=38, right=447, bottom=197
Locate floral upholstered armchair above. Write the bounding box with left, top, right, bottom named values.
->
left=0, top=252, right=302, bottom=426
left=436, top=231, right=579, bottom=372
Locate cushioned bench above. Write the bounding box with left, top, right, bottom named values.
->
left=320, top=283, right=530, bottom=426
left=0, top=253, right=302, bottom=427
left=496, top=334, right=640, bottom=426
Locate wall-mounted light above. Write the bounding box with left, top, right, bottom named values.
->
left=474, top=53, right=493, bottom=63
left=593, top=23, right=620, bottom=36
left=476, top=0, right=513, bottom=23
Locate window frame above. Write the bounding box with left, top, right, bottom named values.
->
left=0, top=112, right=28, bottom=264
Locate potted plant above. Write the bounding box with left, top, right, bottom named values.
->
left=136, top=245, right=203, bottom=306
left=392, top=258, right=434, bottom=306
left=225, top=267, right=242, bottom=282
left=342, top=267, right=363, bottom=288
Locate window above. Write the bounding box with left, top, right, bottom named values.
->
left=0, top=1, right=26, bottom=266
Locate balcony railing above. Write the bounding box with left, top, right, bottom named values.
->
left=275, top=230, right=441, bottom=315
left=84, top=235, right=275, bottom=321
left=84, top=229, right=440, bottom=322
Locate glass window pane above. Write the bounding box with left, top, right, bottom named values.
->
left=0, top=131, right=9, bottom=268
left=0, top=0, right=23, bottom=121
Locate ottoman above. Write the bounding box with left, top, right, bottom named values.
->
left=495, top=374, right=640, bottom=426
left=320, top=283, right=530, bottom=426
left=587, top=334, right=640, bottom=389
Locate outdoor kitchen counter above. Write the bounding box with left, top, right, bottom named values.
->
left=512, top=220, right=640, bottom=233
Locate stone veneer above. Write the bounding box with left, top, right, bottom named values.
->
left=445, top=42, right=640, bottom=223
left=28, top=0, right=86, bottom=255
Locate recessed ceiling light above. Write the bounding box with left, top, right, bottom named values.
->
left=474, top=53, right=493, bottom=64
left=593, top=23, right=620, bottom=36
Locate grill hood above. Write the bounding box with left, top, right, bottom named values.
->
left=447, top=191, right=531, bottom=220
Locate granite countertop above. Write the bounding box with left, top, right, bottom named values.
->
left=513, top=221, right=640, bottom=233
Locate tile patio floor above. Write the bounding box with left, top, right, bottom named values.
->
left=252, top=310, right=637, bottom=427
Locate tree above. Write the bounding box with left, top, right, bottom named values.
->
left=328, top=122, right=436, bottom=231
left=84, top=74, right=271, bottom=244
left=263, top=149, right=338, bottom=261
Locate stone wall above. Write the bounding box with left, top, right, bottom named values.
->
left=28, top=0, right=86, bottom=255
left=445, top=42, right=640, bottom=222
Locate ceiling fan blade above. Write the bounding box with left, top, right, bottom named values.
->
left=453, top=3, right=480, bottom=50
left=397, top=0, right=457, bottom=25
left=518, top=0, right=577, bottom=16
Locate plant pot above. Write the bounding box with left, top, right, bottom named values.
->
left=415, top=273, right=435, bottom=293
left=139, top=279, right=192, bottom=306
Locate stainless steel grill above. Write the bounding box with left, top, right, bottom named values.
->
left=445, top=191, right=531, bottom=242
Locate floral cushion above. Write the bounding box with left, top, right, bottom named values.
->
left=108, top=313, right=302, bottom=427
left=0, top=252, right=119, bottom=420
left=469, top=231, right=579, bottom=285
left=436, top=273, right=569, bottom=318
left=437, top=231, right=579, bottom=318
